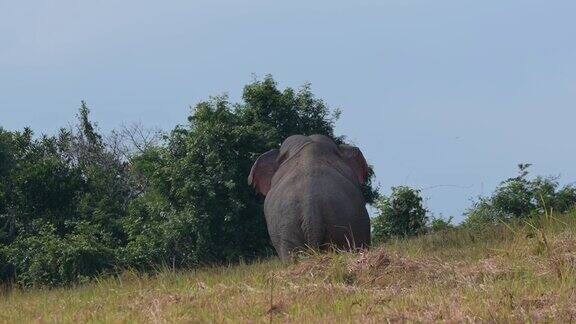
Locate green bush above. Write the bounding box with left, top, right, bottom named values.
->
left=372, top=186, right=428, bottom=243
left=428, top=216, right=455, bottom=232
left=463, top=164, right=576, bottom=227
left=7, top=221, right=115, bottom=287
left=0, top=102, right=130, bottom=286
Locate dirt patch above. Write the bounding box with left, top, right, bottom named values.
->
left=348, top=249, right=452, bottom=288
left=279, top=247, right=454, bottom=289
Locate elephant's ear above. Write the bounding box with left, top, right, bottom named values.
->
left=339, top=145, right=368, bottom=185
left=248, top=149, right=280, bottom=196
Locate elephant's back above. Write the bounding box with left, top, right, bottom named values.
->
left=301, top=166, right=370, bottom=247
left=269, top=163, right=362, bottom=204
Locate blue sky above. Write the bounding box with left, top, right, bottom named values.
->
left=1, top=0, right=575, bottom=222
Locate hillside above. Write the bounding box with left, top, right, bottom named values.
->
left=1, top=212, right=575, bottom=323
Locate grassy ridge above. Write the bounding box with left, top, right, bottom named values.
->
left=2, top=212, right=576, bottom=323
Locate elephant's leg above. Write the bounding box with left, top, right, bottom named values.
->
left=277, top=245, right=291, bottom=261
left=277, top=233, right=305, bottom=261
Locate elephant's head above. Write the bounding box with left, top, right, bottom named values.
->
left=248, top=134, right=368, bottom=195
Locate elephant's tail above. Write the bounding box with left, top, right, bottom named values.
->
left=301, top=201, right=326, bottom=250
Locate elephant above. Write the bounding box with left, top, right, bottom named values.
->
left=248, top=134, right=371, bottom=261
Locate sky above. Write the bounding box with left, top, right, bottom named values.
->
left=1, top=0, right=575, bottom=222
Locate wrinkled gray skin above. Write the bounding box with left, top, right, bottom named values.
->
left=249, top=134, right=370, bottom=261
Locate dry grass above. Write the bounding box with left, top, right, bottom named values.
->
left=2, top=212, right=576, bottom=323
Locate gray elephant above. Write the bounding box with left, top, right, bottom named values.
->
left=248, top=134, right=371, bottom=261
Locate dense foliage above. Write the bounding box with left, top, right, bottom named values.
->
left=371, top=186, right=428, bottom=243
left=0, top=76, right=378, bottom=286
left=0, top=102, right=132, bottom=286
left=463, top=164, right=576, bottom=228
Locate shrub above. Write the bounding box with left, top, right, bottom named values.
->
left=0, top=103, right=129, bottom=286
left=428, top=216, right=455, bottom=232
left=6, top=221, right=115, bottom=287
left=463, top=164, right=576, bottom=227
left=372, top=186, right=428, bottom=243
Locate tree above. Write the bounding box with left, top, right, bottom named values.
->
left=124, top=75, right=379, bottom=267
left=372, top=186, right=427, bottom=243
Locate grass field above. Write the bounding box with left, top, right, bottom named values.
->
left=2, top=212, right=576, bottom=323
